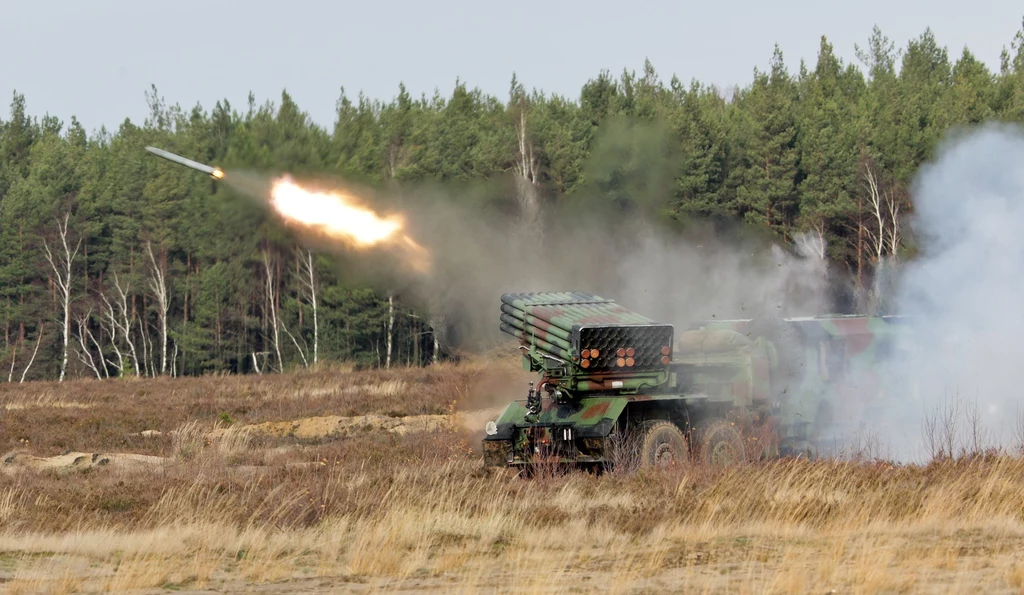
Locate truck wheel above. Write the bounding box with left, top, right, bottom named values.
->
left=700, top=419, right=746, bottom=466
left=639, top=420, right=690, bottom=469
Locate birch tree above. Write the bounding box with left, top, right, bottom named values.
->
left=280, top=254, right=311, bottom=369
left=42, top=212, right=81, bottom=382
left=101, top=274, right=140, bottom=377
left=74, top=309, right=105, bottom=379
left=297, top=249, right=319, bottom=365
left=886, top=189, right=902, bottom=261
left=93, top=304, right=122, bottom=377
left=861, top=161, right=905, bottom=313
left=509, top=74, right=541, bottom=226
left=805, top=222, right=828, bottom=260
left=7, top=339, right=17, bottom=383
left=385, top=292, right=395, bottom=369
left=862, top=162, right=903, bottom=262
left=262, top=248, right=283, bottom=372
left=17, top=323, right=44, bottom=383
left=146, top=242, right=170, bottom=375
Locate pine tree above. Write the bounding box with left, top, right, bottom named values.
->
left=795, top=37, right=864, bottom=260
left=731, top=46, right=800, bottom=236
left=670, top=78, right=728, bottom=220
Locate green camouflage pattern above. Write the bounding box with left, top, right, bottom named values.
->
left=690, top=315, right=913, bottom=443
left=483, top=397, right=629, bottom=465
left=485, top=291, right=915, bottom=466
left=673, top=328, right=774, bottom=408
left=499, top=293, right=674, bottom=392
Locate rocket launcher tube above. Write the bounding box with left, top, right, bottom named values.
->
left=511, top=305, right=614, bottom=328
left=500, top=292, right=614, bottom=309
left=499, top=305, right=573, bottom=340
left=504, top=304, right=666, bottom=337
left=499, top=324, right=572, bottom=361
left=510, top=301, right=655, bottom=326
left=499, top=314, right=574, bottom=352
left=530, top=306, right=644, bottom=328
left=500, top=303, right=573, bottom=334
left=564, top=303, right=655, bottom=323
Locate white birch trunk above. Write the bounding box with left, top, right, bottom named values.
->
left=863, top=164, right=886, bottom=263
left=513, top=105, right=541, bottom=226
left=386, top=293, right=395, bottom=369
left=808, top=221, right=827, bottom=260
left=886, top=192, right=902, bottom=261
left=429, top=314, right=443, bottom=364
left=145, top=242, right=169, bottom=375
left=99, top=290, right=125, bottom=376
left=299, top=250, right=319, bottom=365
left=20, top=323, right=43, bottom=383
left=110, top=274, right=140, bottom=376
left=262, top=249, right=283, bottom=373
left=42, top=212, right=81, bottom=383
left=7, top=341, right=16, bottom=382
left=74, top=312, right=103, bottom=380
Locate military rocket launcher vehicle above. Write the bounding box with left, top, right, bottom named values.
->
left=483, top=292, right=913, bottom=469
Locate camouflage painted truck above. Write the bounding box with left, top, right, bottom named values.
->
left=482, top=292, right=911, bottom=468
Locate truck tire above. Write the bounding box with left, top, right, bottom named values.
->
left=700, top=419, right=746, bottom=466
left=639, top=420, right=690, bottom=469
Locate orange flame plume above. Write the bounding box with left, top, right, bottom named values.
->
left=269, top=175, right=430, bottom=271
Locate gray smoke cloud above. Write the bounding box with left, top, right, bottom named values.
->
left=869, top=123, right=1024, bottom=462
left=393, top=194, right=831, bottom=355
left=258, top=171, right=833, bottom=356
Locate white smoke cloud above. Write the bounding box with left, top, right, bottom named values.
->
left=608, top=225, right=829, bottom=328
left=872, top=123, right=1024, bottom=461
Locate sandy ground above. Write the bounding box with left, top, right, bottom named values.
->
left=0, top=408, right=504, bottom=475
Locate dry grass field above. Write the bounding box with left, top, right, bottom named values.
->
left=2, top=358, right=1024, bottom=594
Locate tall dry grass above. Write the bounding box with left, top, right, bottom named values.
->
left=4, top=438, right=1024, bottom=591
left=2, top=363, right=1024, bottom=592
left=0, top=360, right=502, bottom=457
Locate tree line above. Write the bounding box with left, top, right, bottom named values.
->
left=1, top=24, right=1023, bottom=381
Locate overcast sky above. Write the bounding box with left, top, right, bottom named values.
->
left=2, top=0, right=1021, bottom=134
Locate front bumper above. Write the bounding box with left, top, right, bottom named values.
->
left=483, top=424, right=610, bottom=466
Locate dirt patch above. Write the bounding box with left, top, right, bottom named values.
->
left=1, top=451, right=169, bottom=474
left=0, top=408, right=504, bottom=476
left=220, top=413, right=451, bottom=440
left=209, top=407, right=505, bottom=442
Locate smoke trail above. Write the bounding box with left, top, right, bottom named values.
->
left=875, top=123, right=1024, bottom=461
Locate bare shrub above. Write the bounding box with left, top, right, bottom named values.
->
left=605, top=424, right=647, bottom=475
left=923, top=391, right=962, bottom=461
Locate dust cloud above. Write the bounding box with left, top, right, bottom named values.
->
left=869, top=123, right=1024, bottom=462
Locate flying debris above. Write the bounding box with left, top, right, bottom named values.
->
left=145, top=146, right=224, bottom=179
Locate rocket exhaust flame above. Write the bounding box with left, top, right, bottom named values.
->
left=142, top=147, right=430, bottom=271
left=269, top=176, right=430, bottom=271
